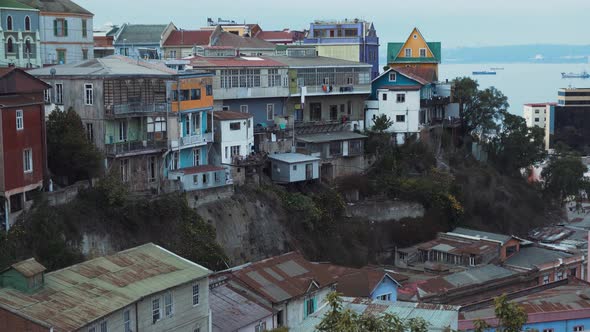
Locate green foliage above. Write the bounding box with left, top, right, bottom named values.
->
left=493, top=294, right=528, bottom=332
left=316, top=292, right=432, bottom=332
left=489, top=111, right=546, bottom=176
left=542, top=151, right=590, bottom=206
left=46, top=107, right=103, bottom=184
left=473, top=319, right=490, bottom=332
left=371, top=114, right=394, bottom=133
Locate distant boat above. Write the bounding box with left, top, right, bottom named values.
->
left=490, top=67, right=504, bottom=70
left=533, top=54, right=544, bottom=61
left=473, top=71, right=497, bottom=75
left=562, top=71, right=590, bottom=79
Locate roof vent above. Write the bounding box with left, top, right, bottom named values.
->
left=0, top=258, right=46, bottom=293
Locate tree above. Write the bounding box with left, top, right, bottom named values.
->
left=465, top=86, right=509, bottom=141
left=493, top=294, right=528, bottom=332
left=46, top=107, right=103, bottom=184
left=489, top=111, right=546, bottom=176
left=542, top=151, right=590, bottom=205
left=452, top=76, right=479, bottom=133
left=372, top=114, right=394, bottom=133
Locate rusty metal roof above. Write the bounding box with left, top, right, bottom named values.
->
left=0, top=243, right=211, bottom=332
left=9, top=258, right=46, bottom=278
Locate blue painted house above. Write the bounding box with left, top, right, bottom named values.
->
left=336, top=268, right=407, bottom=302
left=304, top=19, right=380, bottom=79
left=0, top=0, right=41, bottom=67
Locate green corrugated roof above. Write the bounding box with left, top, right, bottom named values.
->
left=387, top=42, right=403, bottom=63
left=427, top=42, right=442, bottom=62
left=0, top=243, right=211, bottom=331
left=0, top=0, right=36, bottom=10
left=387, top=41, right=442, bottom=64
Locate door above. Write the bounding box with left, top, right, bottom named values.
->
left=306, top=163, right=313, bottom=180
left=329, top=105, right=338, bottom=121
left=310, top=103, right=322, bottom=121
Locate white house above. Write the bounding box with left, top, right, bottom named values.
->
left=18, top=0, right=94, bottom=65
left=524, top=103, right=554, bottom=129
left=366, top=85, right=421, bottom=145
left=268, top=153, right=320, bottom=183
left=213, top=111, right=254, bottom=165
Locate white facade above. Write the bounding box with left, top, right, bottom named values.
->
left=81, top=278, right=211, bottom=332
left=38, top=13, right=93, bottom=64
left=524, top=104, right=549, bottom=129
left=237, top=316, right=274, bottom=332
left=217, top=117, right=254, bottom=165
left=279, top=287, right=332, bottom=328
left=365, top=89, right=421, bottom=144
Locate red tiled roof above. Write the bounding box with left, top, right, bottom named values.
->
left=189, top=56, right=286, bottom=68
left=394, top=66, right=437, bottom=85
left=214, top=32, right=276, bottom=49
left=0, top=94, right=42, bottom=107
left=379, top=85, right=422, bottom=91
left=335, top=268, right=408, bottom=298
left=524, top=102, right=557, bottom=107
left=213, top=111, right=253, bottom=121
left=164, top=30, right=213, bottom=46
left=177, top=165, right=225, bottom=175
left=256, top=30, right=295, bottom=42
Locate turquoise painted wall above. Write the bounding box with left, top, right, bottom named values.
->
left=179, top=111, right=208, bottom=137
left=371, top=70, right=422, bottom=99
left=105, top=118, right=144, bottom=144
left=371, top=276, right=399, bottom=302
left=178, top=146, right=207, bottom=169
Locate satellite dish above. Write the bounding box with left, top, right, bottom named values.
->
left=50, top=68, right=56, bottom=76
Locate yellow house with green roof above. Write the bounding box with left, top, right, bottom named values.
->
left=387, top=28, right=441, bottom=80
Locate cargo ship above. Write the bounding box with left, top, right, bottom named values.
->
left=472, top=71, right=496, bottom=75
left=561, top=71, right=590, bottom=79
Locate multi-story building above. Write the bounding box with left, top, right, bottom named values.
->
left=0, top=0, right=41, bottom=68
left=547, top=88, right=590, bottom=152
left=166, top=71, right=232, bottom=193
left=16, top=0, right=93, bottom=65
left=113, top=23, right=175, bottom=60
left=303, top=19, right=380, bottom=79
left=93, top=24, right=118, bottom=58
left=29, top=56, right=177, bottom=193
left=387, top=28, right=441, bottom=81
left=0, top=68, right=49, bottom=231
left=211, top=110, right=254, bottom=184
left=162, top=29, right=213, bottom=59
left=524, top=102, right=555, bottom=129
left=0, top=243, right=212, bottom=332
left=203, top=18, right=262, bottom=38
left=257, top=29, right=305, bottom=45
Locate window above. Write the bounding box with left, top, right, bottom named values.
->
left=82, top=19, right=87, bottom=38
left=99, top=321, right=107, bottom=332
left=266, top=104, right=275, bottom=121
left=240, top=105, right=248, bottom=113
left=147, top=117, right=166, bottom=133
left=268, top=68, right=282, bottom=87
left=24, top=39, right=32, bottom=55
left=305, top=297, right=316, bottom=317
left=53, top=19, right=68, bottom=37
left=16, top=110, right=23, bottom=130
left=543, top=329, right=554, bottom=332
left=82, top=49, right=88, bottom=60
left=543, top=274, right=550, bottom=285
left=192, top=283, right=199, bottom=305
left=293, top=165, right=297, bottom=171
left=172, top=151, right=179, bottom=170
left=44, top=89, right=51, bottom=104
left=469, top=255, right=476, bottom=266
left=377, top=294, right=392, bottom=301
left=214, top=172, right=220, bottom=183
left=164, top=292, right=173, bottom=317
left=6, top=16, right=12, bottom=30
left=55, top=83, right=63, bottom=104
left=88, top=327, right=96, bottom=332
left=396, top=115, right=406, bottom=122
left=310, top=103, right=322, bottom=121
left=86, top=123, right=94, bottom=142
left=413, top=34, right=418, bottom=39
left=193, top=175, right=199, bottom=184
left=255, top=322, right=267, bottom=332
left=194, top=327, right=201, bottom=332
left=574, top=326, right=584, bottom=332
left=557, top=271, right=564, bottom=280
left=180, top=90, right=190, bottom=101
left=193, top=148, right=201, bottom=166
left=23, top=149, right=32, bottom=173
left=535, top=118, right=540, bottom=122
left=382, top=93, right=387, bottom=101
left=118, top=121, right=127, bottom=141
left=6, top=37, right=14, bottom=53
left=389, top=72, right=397, bottom=82
left=419, top=48, right=427, bottom=57
left=330, top=105, right=338, bottom=120
left=169, top=50, right=177, bottom=58
left=202, top=173, right=208, bottom=184
left=152, top=298, right=161, bottom=324
left=405, top=48, right=412, bottom=57
left=329, top=141, right=341, bottom=156
left=56, top=49, right=66, bottom=64
left=120, top=159, right=129, bottom=183
left=123, top=310, right=131, bottom=332
left=206, top=85, right=213, bottom=96
left=535, top=109, right=540, bottom=114
left=120, top=48, right=129, bottom=56
left=231, top=145, right=240, bottom=158
left=222, top=105, right=230, bottom=111
left=24, top=16, right=31, bottom=31
left=148, top=156, right=157, bottom=182
left=191, top=114, right=200, bottom=134
left=396, top=94, right=406, bottom=103
left=570, top=268, right=578, bottom=277
left=191, top=88, right=201, bottom=100
left=84, top=84, right=93, bottom=105
left=230, top=122, right=241, bottom=131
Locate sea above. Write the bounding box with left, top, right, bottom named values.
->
left=438, top=63, right=590, bottom=116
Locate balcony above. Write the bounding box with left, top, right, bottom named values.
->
left=168, top=165, right=232, bottom=192
left=106, top=103, right=169, bottom=117
left=292, top=84, right=371, bottom=96
left=105, top=139, right=167, bottom=157
left=421, top=96, right=451, bottom=108
left=179, top=132, right=213, bottom=148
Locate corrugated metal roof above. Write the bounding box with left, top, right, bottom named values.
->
left=266, top=55, right=372, bottom=68
left=268, top=153, right=320, bottom=164
left=451, top=227, right=512, bottom=245
left=116, top=24, right=167, bottom=45
left=16, top=0, right=91, bottom=15
left=0, top=243, right=211, bottom=332
left=418, top=265, right=515, bottom=296
left=292, top=297, right=459, bottom=331
left=210, top=281, right=272, bottom=332
left=10, top=258, right=46, bottom=278
left=504, top=246, right=573, bottom=270
left=296, top=132, right=367, bottom=144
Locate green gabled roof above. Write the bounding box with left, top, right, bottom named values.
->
left=387, top=41, right=442, bottom=64
left=0, top=0, right=36, bottom=10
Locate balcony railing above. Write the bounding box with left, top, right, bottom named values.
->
left=421, top=97, right=451, bottom=108
left=107, top=103, right=168, bottom=116
left=293, top=84, right=371, bottom=95
left=180, top=132, right=213, bottom=147
left=105, top=139, right=167, bottom=156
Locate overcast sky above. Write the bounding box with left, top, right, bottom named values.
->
left=77, top=0, right=589, bottom=48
